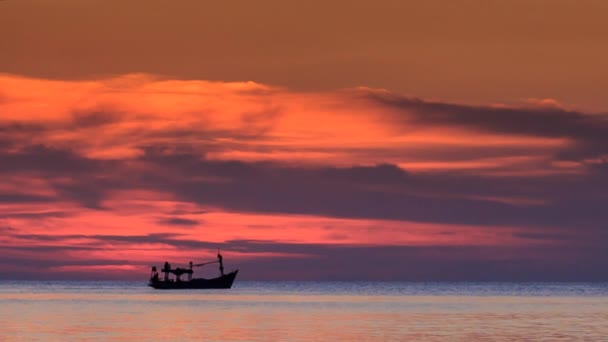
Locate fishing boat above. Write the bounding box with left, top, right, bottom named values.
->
left=148, top=252, right=238, bottom=289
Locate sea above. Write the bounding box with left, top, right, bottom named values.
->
left=1, top=281, right=607, bottom=341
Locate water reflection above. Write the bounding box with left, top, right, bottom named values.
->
left=1, top=282, right=607, bottom=341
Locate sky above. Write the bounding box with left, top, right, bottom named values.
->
left=0, top=0, right=607, bottom=281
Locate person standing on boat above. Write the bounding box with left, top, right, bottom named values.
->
left=163, top=261, right=171, bottom=281
left=217, top=252, right=224, bottom=276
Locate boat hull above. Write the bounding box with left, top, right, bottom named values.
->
left=148, top=270, right=238, bottom=289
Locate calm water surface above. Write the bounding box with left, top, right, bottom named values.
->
left=1, top=281, right=607, bottom=341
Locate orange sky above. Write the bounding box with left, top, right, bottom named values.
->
left=2, top=0, right=608, bottom=111
left=0, top=1, right=607, bottom=280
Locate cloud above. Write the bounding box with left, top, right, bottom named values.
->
left=363, top=89, right=608, bottom=160
left=157, top=217, right=200, bottom=226
left=0, top=74, right=607, bottom=280
left=1, top=211, right=73, bottom=219
left=0, top=193, right=53, bottom=203
left=0, top=144, right=109, bottom=174
left=365, top=90, right=607, bottom=138
left=134, top=148, right=608, bottom=229
left=71, top=110, right=124, bottom=128
left=2, top=235, right=606, bottom=281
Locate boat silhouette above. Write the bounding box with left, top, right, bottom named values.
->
left=148, top=251, right=238, bottom=289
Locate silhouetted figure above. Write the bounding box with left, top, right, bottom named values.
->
left=163, top=261, right=171, bottom=281
left=218, top=252, right=224, bottom=276
left=188, top=261, right=193, bottom=281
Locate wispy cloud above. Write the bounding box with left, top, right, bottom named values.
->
left=0, top=74, right=606, bottom=280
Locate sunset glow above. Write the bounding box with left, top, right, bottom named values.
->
left=1, top=0, right=607, bottom=281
